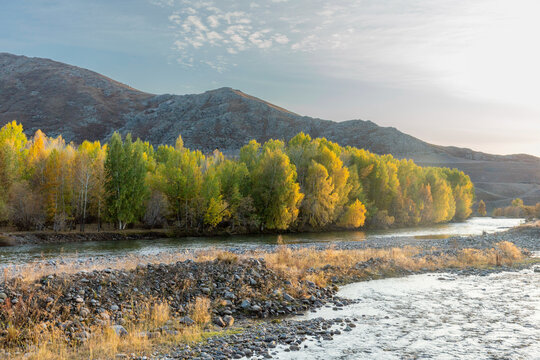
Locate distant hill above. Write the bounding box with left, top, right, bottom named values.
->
left=1, top=52, right=539, bottom=209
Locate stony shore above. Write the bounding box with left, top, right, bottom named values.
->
left=1, top=230, right=169, bottom=246
left=0, top=226, right=538, bottom=359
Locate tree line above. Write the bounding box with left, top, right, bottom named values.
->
left=0, top=121, right=475, bottom=232
left=492, top=198, right=540, bottom=219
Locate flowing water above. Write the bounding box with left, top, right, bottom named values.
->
left=0, top=217, right=535, bottom=358
left=275, top=267, right=540, bottom=359
left=0, top=217, right=524, bottom=265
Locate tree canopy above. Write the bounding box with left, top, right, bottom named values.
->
left=0, top=124, right=475, bottom=232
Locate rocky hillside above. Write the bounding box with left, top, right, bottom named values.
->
left=1, top=52, right=539, bottom=208
left=0, top=52, right=152, bottom=142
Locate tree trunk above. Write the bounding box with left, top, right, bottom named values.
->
left=185, top=199, right=188, bottom=231
left=97, top=199, right=101, bottom=232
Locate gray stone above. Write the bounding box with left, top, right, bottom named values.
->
left=179, top=316, right=195, bottom=326
left=240, top=299, right=251, bottom=309
left=111, top=325, right=128, bottom=337
left=283, top=293, right=295, bottom=302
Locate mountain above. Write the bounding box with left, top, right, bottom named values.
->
left=1, top=52, right=539, bottom=209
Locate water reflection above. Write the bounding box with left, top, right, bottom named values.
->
left=0, top=217, right=524, bottom=265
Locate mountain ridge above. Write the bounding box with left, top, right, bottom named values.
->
left=1, top=52, right=539, bottom=208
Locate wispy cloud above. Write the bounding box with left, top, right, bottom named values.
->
left=154, top=0, right=482, bottom=78
left=157, top=1, right=291, bottom=68
left=153, top=0, right=540, bottom=110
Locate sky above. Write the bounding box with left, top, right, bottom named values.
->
left=1, top=0, right=540, bottom=156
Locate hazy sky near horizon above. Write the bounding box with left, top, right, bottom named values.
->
left=1, top=0, right=540, bottom=156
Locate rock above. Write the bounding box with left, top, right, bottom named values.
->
left=75, top=296, right=84, bottom=303
left=111, top=325, right=128, bottom=337
left=179, top=316, right=195, bottom=326
left=283, top=293, right=295, bottom=302
left=251, top=305, right=262, bottom=312
left=201, top=287, right=211, bottom=295
left=240, top=300, right=251, bottom=309
left=224, top=291, right=236, bottom=300
left=214, top=317, right=226, bottom=327
left=0, top=293, right=7, bottom=300
left=223, top=315, right=234, bottom=327
left=110, top=304, right=119, bottom=311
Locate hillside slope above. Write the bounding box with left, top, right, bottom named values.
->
left=1, top=53, right=539, bottom=209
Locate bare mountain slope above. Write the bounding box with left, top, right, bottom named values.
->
left=1, top=53, right=539, bottom=209
left=0, top=52, right=153, bottom=142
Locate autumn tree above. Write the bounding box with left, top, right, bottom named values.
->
left=247, top=141, right=304, bottom=230
left=43, top=145, right=76, bottom=230
left=337, top=199, right=367, bottom=228
left=287, top=133, right=353, bottom=228
left=443, top=168, right=474, bottom=221
left=0, top=121, right=27, bottom=220
left=477, top=200, right=487, bottom=217
left=0, top=124, right=476, bottom=233
left=426, top=169, right=456, bottom=223
left=74, top=141, right=105, bottom=231
left=511, top=198, right=524, bottom=208
left=202, top=168, right=228, bottom=228
left=301, top=160, right=338, bottom=228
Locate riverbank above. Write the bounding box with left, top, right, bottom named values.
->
left=0, top=230, right=170, bottom=246
left=1, top=221, right=535, bottom=281
left=1, top=225, right=539, bottom=359
left=0, top=217, right=530, bottom=247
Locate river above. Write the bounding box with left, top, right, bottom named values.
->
left=273, top=267, right=539, bottom=359
left=0, top=217, right=524, bottom=265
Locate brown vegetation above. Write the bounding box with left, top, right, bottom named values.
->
left=0, top=240, right=532, bottom=360
left=492, top=198, right=540, bottom=219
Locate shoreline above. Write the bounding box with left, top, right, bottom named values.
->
left=1, top=226, right=538, bottom=359
left=0, top=217, right=531, bottom=247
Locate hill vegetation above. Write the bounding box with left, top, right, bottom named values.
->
left=0, top=121, right=474, bottom=234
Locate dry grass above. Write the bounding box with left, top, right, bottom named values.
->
left=259, top=241, right=526, bottom=285
left=149, top=302, right=171, bottom=327
left=4, top=301, right=208, bottom=360
left=188, top=297, right=211, bottom=325
left=3, top=240, right=528, bottom=285
left=1, top=241, right=530, bottom=359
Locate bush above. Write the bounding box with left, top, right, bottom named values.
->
left=8, top=181, right=45, bottom=230
left=188, top=297, right=211, bottom=325
left=143, top=191, right=169, bottom=228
